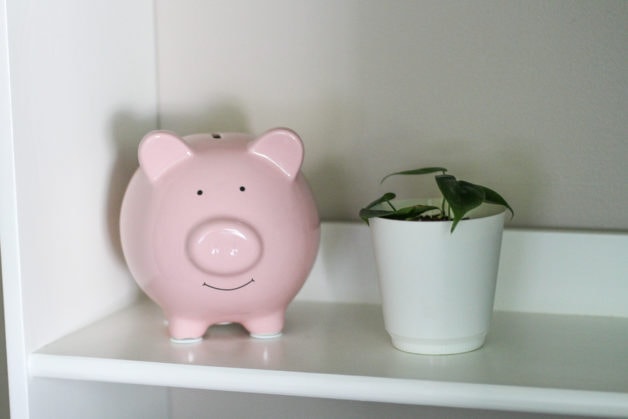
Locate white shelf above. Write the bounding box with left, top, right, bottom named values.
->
left=30, top=298, right=628, bottom=417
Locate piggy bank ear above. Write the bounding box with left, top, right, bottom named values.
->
left=248, top=128, right=304, bottom=179
left=138, top=131, right=193, bottom=182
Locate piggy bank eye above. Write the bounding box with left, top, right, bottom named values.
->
left=239, top=186, right=246, bottom=192
left=196, top=190, right=203, bottom=196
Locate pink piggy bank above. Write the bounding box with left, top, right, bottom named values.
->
left=120, top=128, right=320, bottom=342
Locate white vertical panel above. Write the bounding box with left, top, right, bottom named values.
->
left=2, top=0, right=158, bottom=416
left=6, top=0, right=158, bottom=353
left=1, top=0, right=30, bottom=415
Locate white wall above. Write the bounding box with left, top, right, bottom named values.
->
left=156, top=0, right=628, bottom=231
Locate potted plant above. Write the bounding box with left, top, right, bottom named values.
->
left=360, top=167, right=513, bottom=355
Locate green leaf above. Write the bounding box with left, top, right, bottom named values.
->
left=363, top=192, right=396, bottom=211
left=381, top=167, right=447, bottom=184
left=476, top=184, right=514, bottom=217
left=436, top=176, right=485, bottom=232
left=383, top=204, right=440, bottom=221
left=359, top=192, right=397, bottom=223
left=359, top=208, right=397, bottom=224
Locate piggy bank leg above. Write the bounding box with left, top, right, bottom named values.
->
left=167, top=317, right=208, bottom=343
left=243, top=311, right=285, bottom=339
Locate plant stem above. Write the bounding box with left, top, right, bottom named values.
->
left=386, top=200, right=397, bottom=211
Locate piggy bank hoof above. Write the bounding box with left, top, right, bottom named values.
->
left=170, top=336, right=203, bottom=344
left=250, top=332, right=283, bottom=339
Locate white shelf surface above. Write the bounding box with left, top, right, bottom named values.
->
left=30, top=298, right=628, bottom=417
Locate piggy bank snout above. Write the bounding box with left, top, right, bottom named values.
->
left=187, top=220, right=262, bottom=275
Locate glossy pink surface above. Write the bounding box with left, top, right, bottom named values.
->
left=120, top=128, right=320, bottom=340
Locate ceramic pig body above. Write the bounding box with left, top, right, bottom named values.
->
left=120, top=128, right=320, bottom=341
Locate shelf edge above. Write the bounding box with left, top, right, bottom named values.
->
left=29, top=353, right=628, bottom=417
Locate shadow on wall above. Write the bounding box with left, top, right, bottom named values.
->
left=105, top=104, right=250, bottom=264
left=0, top=252, right=11, bottom=417
left=306, top=157, right=349, bottom=221
left=157, top=100, right=251, bottom=136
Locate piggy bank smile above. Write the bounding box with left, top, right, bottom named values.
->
left=202, top=278, right=255, bottom=291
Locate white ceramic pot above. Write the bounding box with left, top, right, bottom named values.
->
left=369, top=200, right=506, bottom=355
